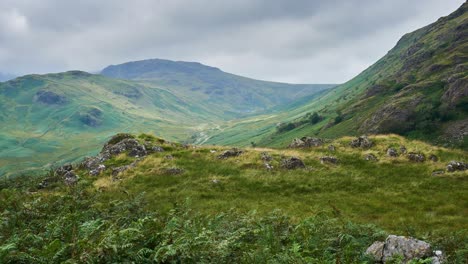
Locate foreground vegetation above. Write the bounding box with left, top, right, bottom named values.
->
left=1, top=133, right=466, bottom=262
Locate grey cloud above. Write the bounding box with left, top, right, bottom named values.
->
left=0, top=0, right=464, bottom=83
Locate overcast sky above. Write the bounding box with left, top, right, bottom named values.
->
left=0, top=0, right=464, bottom=83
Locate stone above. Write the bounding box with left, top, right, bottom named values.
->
left=63, top=171, right=78, bottom=186
left=382, top=235, right=432, bottom=263
left=151, top=146, right=165, bottom=152
left=111, top=161, right=139, bottom=177
left=218, top=148, right=243, bottom=159
left=320, top=156, right=339, bottom=164
left=387, top=148, right=398, bottom=157
left=55, top=164, right=73, bottom=177
left=365, top=241, right=384, bottom=262
left=350, top=136, right=374, bottom=148
left=89, top=164, right=106, bottom=176
left=400, top=145, right=407, bottom=154
left=264, top=162, right=273, bottom=170
left=260, top=152, right=272, bottom=161
left=407, top=152, right=426, bottom=162
left=429, top=154, right=438, bottom=162
left=364, top=153, right=378, bottom=161
left=165, top=155, right=174, bottom=160
left=288, top=137, right=323, bottom=148
left=366, top=235, right=435, bottom=263
left=328, top=145, right=336, bottom=151
left=281, top=157, right=305, bottom=169
left=431, top=170, right=445, bottom=176
left=446, top=161, right=467, bottom=172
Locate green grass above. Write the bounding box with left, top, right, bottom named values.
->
left=1, top=133, right=466, bottom=263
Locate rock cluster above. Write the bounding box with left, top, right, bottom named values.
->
left=446, top=161, right=467, bottom=172
left=366, top=235, right=444, bottom=263
left=288, top=137, right=324, bottom=148
left=350, top=136, right=374, bottom=149
left=407, top=152, right=426, bottom=162
left=218, top=148, right=243, bottom=159
left=260, top=152, right=272, bottom=161
left=39, top=164, right=78, bottom=188
left=281, top=157, right=305, bottom=169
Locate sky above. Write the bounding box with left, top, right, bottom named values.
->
left=0, top=0, right=464, bottom=83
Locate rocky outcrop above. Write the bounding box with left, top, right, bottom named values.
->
left=446, top=161, right=467, bottom=172
left=442, top=75, right=468, bottom=108
left=281, top=157, right=305, bottom=169
left=399, top=146, right=407, bottom=154
left=288, top=137, right=323, bottom=148
left=366, top=235, right=442, bottom=263
left=260, top=152, right=272, bottom=161
left=350, top=136, right=373, bottom=149
left=407, top=152, right=425, bottom=162
left=218, top=148, right=243, bottom=159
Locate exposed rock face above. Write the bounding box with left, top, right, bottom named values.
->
left=407, top=152, right=426, bottom=162
left=364, top=153, right=378, bottom=161
left=320, top=156, right=339, bottom=164
left=442, top=76, right=468, bottom=108
left=104, top=138, right=147, bottom=157
left=218, top=148, right=243, bottom=159
left=281, top=157, right=305, bottom=169
left=366, top=235, right=439, bottom=263
left=350, top=136, right=374, bottom=149
left=35, top=90, right=67, bottom=105
left=288, top=137, right=323, bottom=148
left=446, top=161, right=467, bottom=172
left=387, top=148, right=399, bottom=157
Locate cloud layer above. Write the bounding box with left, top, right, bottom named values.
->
left=0, top=0, right=464, bottom=83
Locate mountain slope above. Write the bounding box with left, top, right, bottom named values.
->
left=204, top=1, right=468, bottom=149
left=0, top=72, right=16, bottom=82
left=101, top=58, right=335, bottom=115
left=0, top=71, right=224, bottom=177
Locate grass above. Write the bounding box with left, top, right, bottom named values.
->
left=1, top=133, right=466, bottom=262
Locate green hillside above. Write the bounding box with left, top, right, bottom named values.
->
left=0, top=71, right=224, bottom=177
left=1, top=133, right=466, bottom=262
left=0, top=68, right=331, bottom=177
left=204, top=2, right=468, bottom=149
left=101, top=58, right=334, bottom=115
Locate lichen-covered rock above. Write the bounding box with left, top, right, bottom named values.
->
left=366, top=235, right=436, bottom=263
left=382, top=235, right=433, bottom=263
left=350, top=136, right=374, bottom=148
left=320, top=156, right=339, bottom=164
left=288, top=137, right=323, bottom=148
left=365, top=241, right=384, bottom=262
left=387, top=148, right=398, bottom=157
left=89, top=164, right=106, bottom=176
left=446, top=161, right=467, bottom=172
left=281, top=157, right=305, bottom=169
left=364, top=153, right=378, bottom=161
left=63, top=171, right=78, bottom=186
left=218, top=148, right=243, bottom=159
left=407, top=152, right=426, bottom=162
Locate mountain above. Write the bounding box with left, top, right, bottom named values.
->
left=101, top=58, right=335, bottom=115
left=204, top=1, right=468, bottom=149
left=0, top=72, right=16, bottom=82
left=0, top=67, right=332, bottom=177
